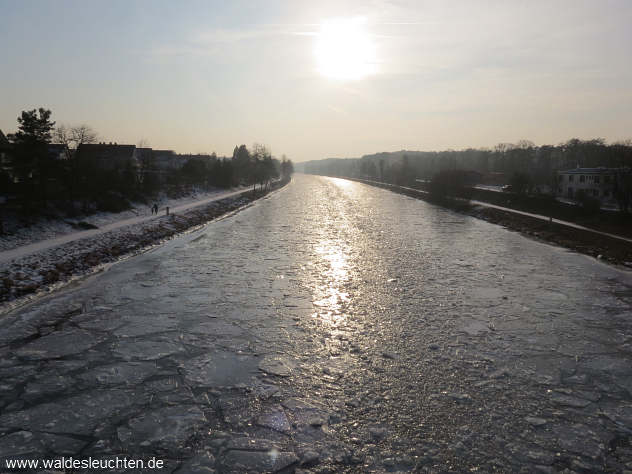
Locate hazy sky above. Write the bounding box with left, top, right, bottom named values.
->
left=1, top=0, right=631, bottom=161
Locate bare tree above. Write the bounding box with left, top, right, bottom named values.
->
left=53, top=125, right=73, bottom=159
left=136, top=139, right=152, bottom=188
left=70, top=125, right=97, bottom=148
left=53, top=124, right=98, bottom=201
left=55, top=124, right=98, bottom=151
left=251, top=143, right=272, bottom=191
left=516, top=139, right=535, bottom=150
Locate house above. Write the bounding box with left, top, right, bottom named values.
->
left=148, top=150, right=184, bottom=183
left=556, top=167, right=618, bottom=206
left=76, top=143, right=139, bottom=173
left=0, top=130, right=12, bottom=174
left=135, top=147, right=153, bottom=172
left=0, top=129, right=9, bottom=147
left=0, top=130, right=13, bottom=189
left=1, top=132, right=71, bottom=185
left=152, top=150, right=182, bottom=170
left=48, top=143, right=70, bottom=161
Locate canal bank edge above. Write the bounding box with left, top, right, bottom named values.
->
left=339, top=176, right=632, bottom=269
left=0, top=178, right=292, bottom=313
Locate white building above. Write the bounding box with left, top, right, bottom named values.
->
left=556, top=167, right=618, bottom=206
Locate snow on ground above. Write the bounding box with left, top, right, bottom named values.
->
left=0, top=186, right=247, bottom=255
left=0, top=180, right=289, bottom=309
left=0, top=192, right=251, bottom=309
left=474, top=184, right=504, bottom=192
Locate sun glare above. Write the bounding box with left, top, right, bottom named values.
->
left=314, top=17, right=377, bottom=81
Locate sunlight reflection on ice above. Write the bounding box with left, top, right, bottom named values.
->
left=312, top=238, right=350, bottom=326
left=329, top=177, right=354, bottom=189
left=316, top=239, right=348, bottom=281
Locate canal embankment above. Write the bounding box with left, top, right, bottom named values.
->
left=0, top=178, right=291, bottom=311
left=340, top=176, right=632, bottom=268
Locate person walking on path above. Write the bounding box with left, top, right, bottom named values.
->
left=166, top=206, right=170, bottom=216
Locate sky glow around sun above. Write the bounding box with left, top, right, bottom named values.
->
left=314, top=17, right=377, bottom=81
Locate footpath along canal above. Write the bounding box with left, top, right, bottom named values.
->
left=1, top=174, right=631, bottom=472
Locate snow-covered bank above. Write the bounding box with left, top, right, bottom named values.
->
left=0, top=186, right=247, bottom=253
left=0, top=188, right=250, bottom=264
left=0, top=179, right=290, bottom=311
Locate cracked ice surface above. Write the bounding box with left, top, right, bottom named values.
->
left=1, top=175, right=632, bottom=472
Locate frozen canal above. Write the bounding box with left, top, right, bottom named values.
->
left=1, top=174, right=632, bottom=473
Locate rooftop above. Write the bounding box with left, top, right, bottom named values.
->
left=48, top=143, right=68, bottom=151
left=558, top=167, right=619, bottom=174
left=76, top=143, right=136, bottom=163
left=0, top=130, right=10, bottom=148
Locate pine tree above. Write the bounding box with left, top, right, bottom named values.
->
left=7, top=108, right=55, bottom=209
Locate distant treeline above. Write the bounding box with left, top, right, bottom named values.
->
left=1, top=108, right=293, bottom=215
left=300, top=139, right=632, bottom=187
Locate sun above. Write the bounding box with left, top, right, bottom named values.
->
left=314, top=17, right=377, bottom=81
